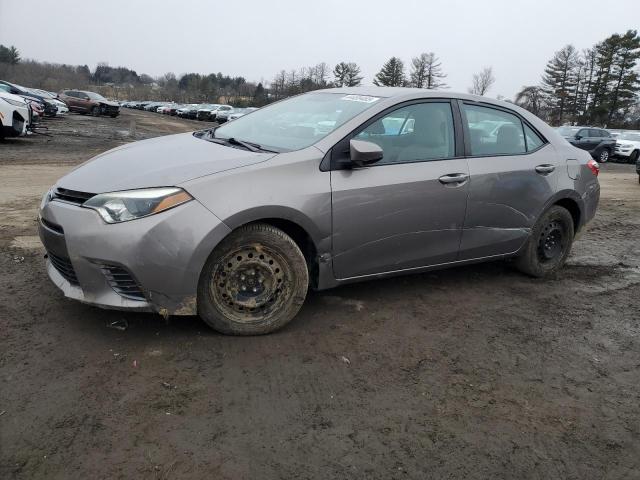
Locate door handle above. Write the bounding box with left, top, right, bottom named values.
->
left=438, top=173, right=469, bottom=184
left=535, top=164, right=555, bottom=174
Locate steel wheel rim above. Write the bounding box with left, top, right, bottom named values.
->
left=210, top=244, right=290, bottom=323
left=537, top=220, right=565, bottom=262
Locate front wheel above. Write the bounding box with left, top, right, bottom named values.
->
left=197, top=223, right=309, bottom=335
left=515, top=206, right=574, bottom=278
left=630, top=150, right=639, bottom=164
left=91, top=106, right=100, bottom=117
left=597, top=148, right=610, bottom=163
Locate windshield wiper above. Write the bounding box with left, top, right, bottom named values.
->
left=198, top=129, right=276, bottom=153
left=226, top=137, right=260, bottom=152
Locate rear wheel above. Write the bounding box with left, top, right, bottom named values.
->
left=197, top=223, right=309, bottom=335
left=597, top=148, right=610, bottom=163
left=515, top=206, right=574, bottom=278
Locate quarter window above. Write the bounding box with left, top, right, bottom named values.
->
left=463, top=104, right=525, bottom=155
left=354, top=102, right=455, bottom=164
left=523, top=124, right=544, bottom=151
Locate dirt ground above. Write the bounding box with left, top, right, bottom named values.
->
left=1, top=110, right=639, bottom=479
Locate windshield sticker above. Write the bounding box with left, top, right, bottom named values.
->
left=341, top=95, right=380, bottom=103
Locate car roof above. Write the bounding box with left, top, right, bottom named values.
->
left=313, top=86, right=509, bottom=106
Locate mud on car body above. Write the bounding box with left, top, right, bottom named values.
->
left=39, top=87, right=600, bottom=335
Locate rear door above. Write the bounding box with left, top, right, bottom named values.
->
left=458, top=101, right=558, bottom=259
left=62, top=91, right=78, bottom=110
left=330, top=100, right=470, bottom=279
left=572, top=128, right=592, bottom=151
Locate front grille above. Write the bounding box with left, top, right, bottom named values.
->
left=52, top=187, right=96, bottom=205
left=47, top=251, right=79, bottom=284
left=100, top=264, right=145, bottom=301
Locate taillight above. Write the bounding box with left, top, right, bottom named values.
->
left=587, top=159, right=599, bottom=176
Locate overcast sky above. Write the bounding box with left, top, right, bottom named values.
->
left=1, top=0, right=639, bottom=98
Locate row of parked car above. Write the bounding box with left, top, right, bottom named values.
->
left=120, top=101, right=258, bottom=123
left=556, top=125, right=640, bottom=164
left=0, top=80, right=124, bottom=140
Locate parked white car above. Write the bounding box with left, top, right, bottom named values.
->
left=209, top=104, right=233, bottom=121
left=0, top=90, right=30, bottom=139
left=30, top=88, right=69, bottom=115
left=226, top=107, right=258, bottom=122
left=613, top=131, right=640, bottom=163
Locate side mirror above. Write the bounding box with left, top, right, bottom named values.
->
left=574, top=134, right=582, bottom=140
left=349, top=139, right=383, bottom=167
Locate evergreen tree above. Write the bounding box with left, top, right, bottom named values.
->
left=605, top=30, right=640, bottom=124
left=344, top=63, right=363, bottom=87
left=333, top=62, right=363, bottom=87
left=373, top=57, right=405, bottom=87
left=0, top=44, right=20, bottom=64
left=541, top=45, right=579, bottom=125
left=410, top=52, right=447, bottom=89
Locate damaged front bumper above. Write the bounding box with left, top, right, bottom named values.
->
left=38, top=197, right=231, bottom=315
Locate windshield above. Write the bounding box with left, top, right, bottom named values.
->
left=619, top=132, right=640, bottom=141
left=557, top=126, right=580, bottom=136
left=86, top=92, right=106, bottom=100
left=212, top=92, right=381, bottom=151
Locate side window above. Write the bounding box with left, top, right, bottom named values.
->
left=600, top=130, right=610, bottom=138
left=523, top=124, right=545, bottom=151
left=577, top=128, right=589, bottom=138
left=354, top=102, right=455, bottom=165
left=463, top=104, right=525, bottom=155
left=589, top=129, right=601, bottom=138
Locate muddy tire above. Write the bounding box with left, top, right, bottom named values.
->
left=197, top=223, right=309, bottom=335
left=515, top=205, right=574, bottom=278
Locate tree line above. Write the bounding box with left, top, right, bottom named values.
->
left=1, top=32, right=638, bottom=128
left=515, top=30, right=640, bottom=128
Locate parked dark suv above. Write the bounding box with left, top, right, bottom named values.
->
left=557, top=126, right=616, bottom=163
left=58, top=90, right=120, bottom=117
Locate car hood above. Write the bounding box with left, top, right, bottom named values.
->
left=57, top=132, right=276, bottom=193
left=99, top=100, right=119, bottom=107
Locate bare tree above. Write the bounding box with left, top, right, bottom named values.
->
left=515, top=85, right=547, bottom=117
left=410, top=52, right=447, bottom=89
left=468, top=67, right=495, bottom=96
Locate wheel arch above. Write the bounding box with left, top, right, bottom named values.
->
left=540, top=190, right=584, bottom=233
left=218, top=206, right=325, bottom=288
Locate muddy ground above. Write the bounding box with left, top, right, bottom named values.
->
left=1, top=110, right=639, bottom=479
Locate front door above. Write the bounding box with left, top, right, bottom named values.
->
left=331, top=100, right=469, bottom=279
left=458, top=102, right=559, bottom=260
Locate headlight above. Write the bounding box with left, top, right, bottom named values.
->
left=1, top=96, right=26, bottom=107
left=619, top=143, right=631, bottom=148
left=40, top=187, right=54, bottom=209
left=83, top=187, right=193, bottom=224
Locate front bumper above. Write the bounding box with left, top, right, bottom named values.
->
left=1, top=106, right=29, bottom=137
left=614, top=147, right=632, bottom=157
left=39, top=198, right=231, bottom=315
